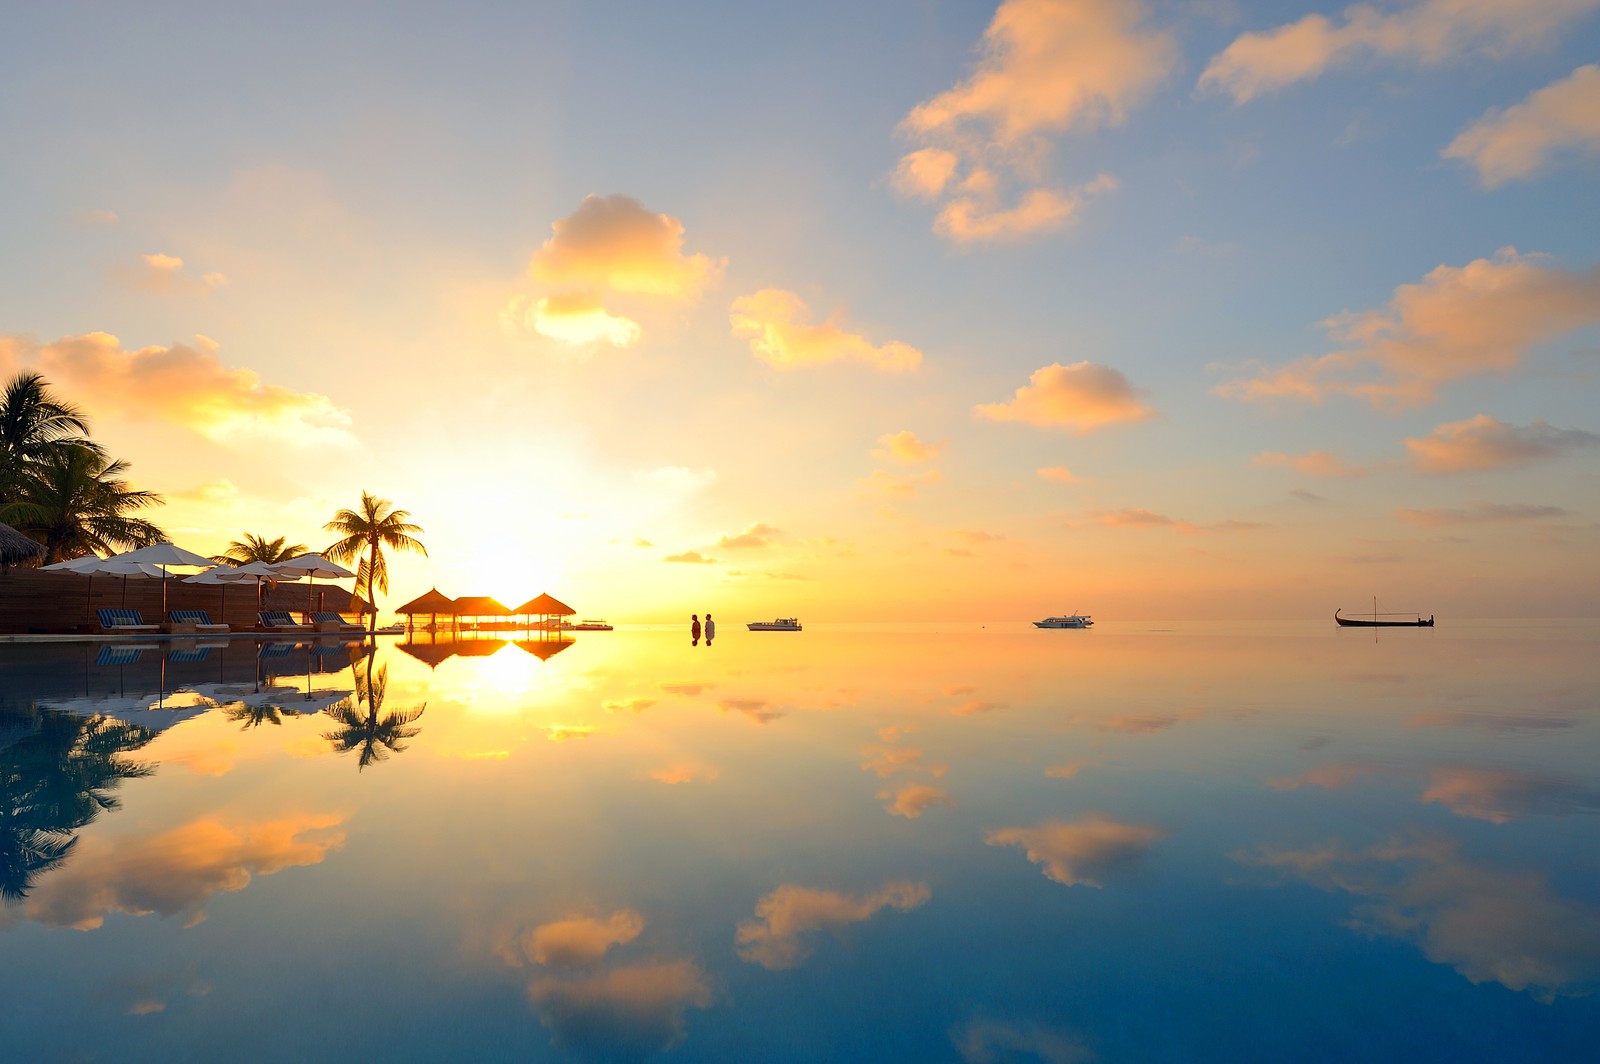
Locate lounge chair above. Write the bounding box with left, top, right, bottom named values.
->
left=168, top=609, right=230, bottom=633
left=95, top=643, right=148, bottom=665
left=309, top=610, right=364, bottom=633
left=97, top=608, right=159, bottom=633
left=259, top=610, right=312, bottom=631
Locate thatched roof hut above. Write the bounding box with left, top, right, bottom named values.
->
left=397, top=588, right=457, bottom=615
left=0, top=522, right=44, bottom=568
left=453, top=595, right=511, bottom=619
left=398, top=642, right=457, bottom=669
left=515, top=593, right=574, bottom=616
left=516, top=638, right=574, bottom=661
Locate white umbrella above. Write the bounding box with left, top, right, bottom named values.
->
left=268, top=553, right=356, bottom=616
left=185, top=565, right=243, bottom=621
left=48, top=555, right=166, bottom=614
left=230, top=559, right=301, bottom=617
left=112, top=542, right=219, bottom=614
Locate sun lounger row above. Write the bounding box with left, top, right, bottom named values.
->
left=95, top=608, right=366, bottom=634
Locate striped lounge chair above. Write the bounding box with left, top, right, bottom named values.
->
left=97, top=608, right=159, bottom=632
left=168, top=609, right=230, bottom=633
left=309, top=610, right=363, bottom=633
left=259, top=610, right=311, bottom=631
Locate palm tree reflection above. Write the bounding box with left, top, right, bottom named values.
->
left=0, top=710, right=156, bottom=901
left=321, top=656, right=424, bottom=771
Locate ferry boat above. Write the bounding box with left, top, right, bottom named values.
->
left=1034, top=614, right=1093, bottom=629
left=571, top=619, right=613, bottom=631
left=748, top=618, right=802, bottom=631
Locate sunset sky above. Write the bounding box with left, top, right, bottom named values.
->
left=3, top=0, right=1598, bottom=619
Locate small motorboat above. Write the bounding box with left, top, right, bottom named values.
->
left=748, top=618, right=802, bottom=631
left=1335, top=609, right=1433, bottom=628
left=1034, top=614, right=1093, bottom=629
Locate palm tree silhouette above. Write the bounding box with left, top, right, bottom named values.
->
left=1, top=443, right=165, bottom=563
left=211, top=533, right=308, bottom=566
left=0, top=711, right=156, bottom=901
left=324, top=492, right=426, bottom=636
left=0, top=371, right=101, bottom=509
left=320, top=657, right=424, bottom=771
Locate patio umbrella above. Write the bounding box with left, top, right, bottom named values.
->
left=113, top=541, right=219, bottom=613
left=0, top=521, right=44, bottom=567
left=267, top=553, right=355, bottom=615
left=184, top=565, right=241, bottom=622
left=230, top=560, right=301, bottom=616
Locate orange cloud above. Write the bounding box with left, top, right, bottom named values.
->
left=1216, top=251, right=1600, bottom=407
left=953, top=1018, right=1094, bottom=1064
left=1405, top=415, right=1600, bottom=473
left=895, top=0, right=1174, bottom=242
left=878, top=781, right=954, bottom=819
left=717, top=523, right=782, bottom=550
left=69, top=206, right=119, bottom=226
left=1241, top=834, right=1600, bottom=998
left=527, top=959, right=713, bottom=1056
left=501, top=291, right=641, bottom=348
left=16, top=813, right=345, bottom=930
left=129, top=252, right=228, bottom=294
left=1044, top=759, right=1098, bottom=779
left=736, top=881, right=931, bottom=969
left=5, top=332, right=355, bottom=447
left=1267, top=764, right=1377, bottom=792
left=986, top=815, right=1164, bottom=887
left=1095, top=507, right=1176, bottom=529
left=646, top=763, right=720, bottom=785
left=1394, top=501, right=1569, bottom=526
left=730, top=288, right=921, bottom=371
left=530, top=194, right=722, bottom=298
left=1200, top=0, right=1598, bottom=103
left=976, top=360, right=1155, bottom=432
left=1037, top=465, right=1085, bottom=483
left=1420, top=768, right=1600, bottom=823
left=873, top=430, right=946, bottom=464
left=1445, top=65, right=1600, bottom=186
left=933, top=175, right=1118, bottom=244
left=720, top=697, right=784, bottom=724
left=1253, top=450, right=1372, bottom=478
left=526, top=910, right=646, bottom=969
left=664, top=551, right=717, bottom=564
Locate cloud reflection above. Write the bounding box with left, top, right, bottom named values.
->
left=953, top=1016, right=1095, bottom=1063
left=14, top=813, right=346, bottom=930
left=527, top=959, right=713, bottom=1057
left=736, top=881, right=932, bottom=970
left=525, top=910, right=646, bottom=969
left=1420, top=768, right=1600, bottom=823
left=987, top=816, right=1164, bottom=888
left=1240, top=834, right=1600, bottom=999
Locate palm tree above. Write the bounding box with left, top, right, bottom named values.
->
left=324, top=492, right=426, bottom=635
left=1, top=443, right=165, bottom=563
left=0, top=371, right=103, bottom=507
left=211, top=533, right=308, bottom=566
left=320, top=658, right=424, bottom=770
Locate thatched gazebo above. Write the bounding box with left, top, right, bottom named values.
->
left=515, top=592, right=574, bottom=636
left=396, top=587, right=457, bottom=634
left=453, top=595, right=511, bottom=633
left=0, top=522, right=44, bottom=568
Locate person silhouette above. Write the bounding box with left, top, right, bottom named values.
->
left=705, top=613, right=715, bottom=645
left=691, top=614, right=701, bottom=645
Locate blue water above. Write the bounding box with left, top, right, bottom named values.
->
left=1, top=622, right=1596, bottom=1061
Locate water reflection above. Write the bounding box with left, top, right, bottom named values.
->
left=0, top=711, right=155, bottom=900
left=0, top=623, right=1595, bottom=1060
left=321, top=656, right=425, bottom=770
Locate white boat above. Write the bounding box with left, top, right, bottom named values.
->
left=571, top=619, right=613, bottom=631
left=748, top=618, right=802, bottom=631
left=1034, top=614, right=1093, bottom=629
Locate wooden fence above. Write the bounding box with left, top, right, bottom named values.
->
left=0, top=568, right=368, bottom=635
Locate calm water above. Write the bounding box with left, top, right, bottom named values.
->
left=2, top=622, right=1597, bottom=1062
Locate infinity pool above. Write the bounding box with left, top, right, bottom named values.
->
left=2, top=622, right=1596, bottom=1061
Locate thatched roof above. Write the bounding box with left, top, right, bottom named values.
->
left=397, top=642, right=457, bottom=669
left=396, top=588, right=457, bottom=615
left=0, top=522, right=45, bottom=567
left=515, top=592, right=574, bottom=616
left=453, top=595, right=510, bottom=617
left=516, top=638, right=574, bottom=661
left=452, top=639, right=507, bottom=657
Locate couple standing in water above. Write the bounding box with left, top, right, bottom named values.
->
left=691, top=613, right=715, bottom=646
